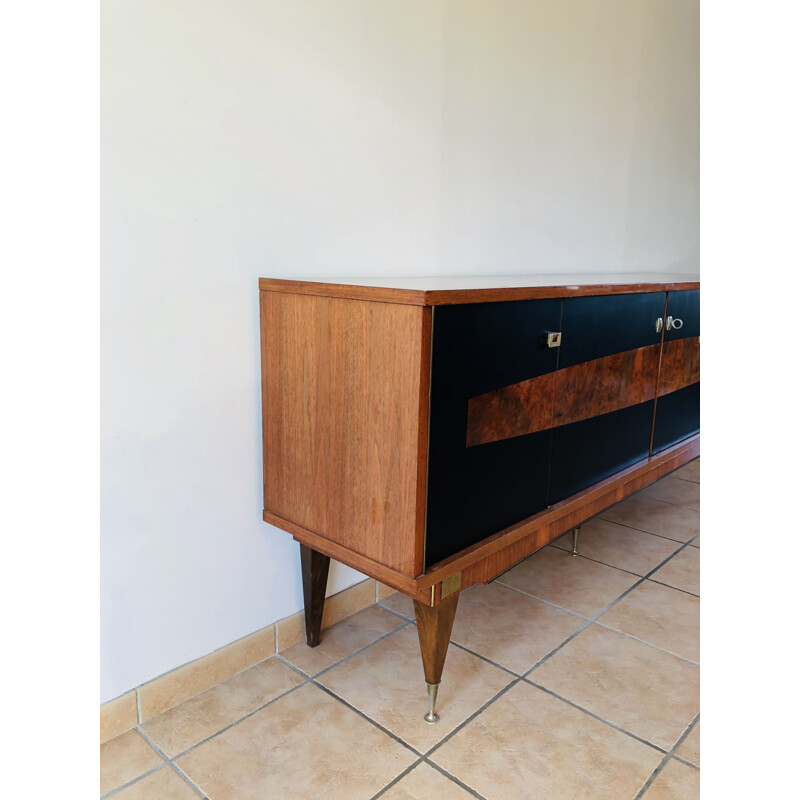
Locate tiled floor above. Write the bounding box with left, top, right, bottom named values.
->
left=101, top=459, right=700, bottom=799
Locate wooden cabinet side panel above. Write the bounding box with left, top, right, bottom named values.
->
left=261, top=291, right=425, bottom=575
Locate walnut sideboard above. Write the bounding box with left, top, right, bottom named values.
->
left=259, top=274, right=700, bottom=723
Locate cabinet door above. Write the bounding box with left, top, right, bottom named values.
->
left=425, top=299, right=561, bottom=568
left=548, top=292, right=665, bottom=504
left=652, top=290, right=700, bottom=453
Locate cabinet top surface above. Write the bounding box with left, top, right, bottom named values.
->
left=259, top=273, right=700, bottom=305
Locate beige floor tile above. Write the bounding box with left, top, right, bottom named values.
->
left=100, top=729, right=163, bottom=796
left=282, top=604, right=406, bottom=676
left=599, top=581, right=700, bottom=662
left=497, top=546, right=639, bottom=617
left=379, top=591, right=415, bottom=620
left=673, top=458, right=700, bottom=483
left=642, top=758, right=700, bottom=800
left=449, top=583, right=584, bottom=674
left=177, top=682, right=415, bottom=800
left=141, top=657, right=304, bottom=757
left=380, top=762, right=474, bottom=800
left=275, top=580, right=377, bottom=651
left=600, top=494, right=700, bottom=542
left=432, top=682, right=662, bottom=800
left=676, top=720, right=700, bottom=766
left=100, top=690, right=138, bottom=743
left=111, top=765, right=200, bottom=800
left=551, top=517, right=683, bottom=576
left=138, top=624, right=275, bottom=721
left=531, top=625, right=699, bottom=750
left=650, top=547, right=700, bottom=596
left=318, top=625, right=513, bottom=753
left=640, top=477, right=700, bottom=510
left=377, top=582, right=397, bottom=601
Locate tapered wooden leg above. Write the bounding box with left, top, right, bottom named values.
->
left=300, top=543, right=330, bottom=647
left=413, top=592, right=459, bottom=724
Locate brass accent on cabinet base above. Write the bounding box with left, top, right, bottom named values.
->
left=441, top=571, right=462, bottom=599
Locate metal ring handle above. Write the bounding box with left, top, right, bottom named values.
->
left=666, top=316, right=683, bottom=331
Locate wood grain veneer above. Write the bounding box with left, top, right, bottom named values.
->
left=466, top=345, right=660, bottom=447
left=554, top=345, right=660, bottom=426
left=657, top=337, right=700, bottom=396
left=466, top=372, right=556, bottom=447
left=261, top=290, right=427, bottom=576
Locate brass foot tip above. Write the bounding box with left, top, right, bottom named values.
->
left=424, top=681, right=440, bottom=724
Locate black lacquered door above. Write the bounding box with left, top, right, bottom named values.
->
left=547, top=292, right=665, bottom=504
left=425, top=299, right=561, bottom=568
left=652, top=290, right=700, bottom=453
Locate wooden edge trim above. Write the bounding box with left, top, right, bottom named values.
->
left=258, top=279, right=427, bottom=306
left=259, top=279, right=700, bottom=307
left=263, top=511, right=418, bottom=594
left=422, top=282, right=700, bottom=306
left=416, top=435, right=700, bottom=590
left=413, top=306, right=433, bottom=575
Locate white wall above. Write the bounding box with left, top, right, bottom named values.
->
left=101, top=0, right=698, bottom=702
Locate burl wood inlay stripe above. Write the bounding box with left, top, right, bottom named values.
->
left=467, top=345, right=662, bottom=447
left=553, top=345, right=660, bottom=427
left=466, top=372, right=557, bottom=448
left=657, top=337, right=700, bottom=397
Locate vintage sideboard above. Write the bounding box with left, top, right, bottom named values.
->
left=259, top=274, right=700, bottom=723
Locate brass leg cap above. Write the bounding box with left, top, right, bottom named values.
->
left=424, top=681, right=440, bottom=724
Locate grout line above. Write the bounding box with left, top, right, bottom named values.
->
left=166, top=762, right=208, bottom=799
left=515, top=537, right=699, bottom=677
left=135, top=687, right=141, bottom=725
left=492, top=581, right=593, bottom=620
left=594, top=515, right=697, bottom=544
left=424, top=759, right=490, bottom=800
left=368, top=758, right=426, bottom=800
left=310, top=619, right=413, bottom=681
left=591, top=622, right=699, bottom=666
left=448, top=640, right=521, bottom=677
left=134, top=651, right=287, bottom=729
left=423, top=677, right=524, bottom=759
left=274, top=651, right=313, bottom=678
left=135, top=726, right=173, bottom=761
left=520, top=618, right=596, bottom=676
left=376, top=601, right=415, bottom=622
left=104, top=728, right=211, bottom=799
left=549, top=521, right=688, bottom=557
left=672, top=753, right=700, bottom=770
left=162, top=678, right=311, bottom=761
left=311, top=680, right=422, bottom=756
left=101, top=762, right=171, bottom=799
left=553, top=549, right=645, bottom=578
left=632, top=712, right=700, bottom=799
left=646, top=577, right=700, bottom=598
left=523, top=680, right=668, bottom=753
